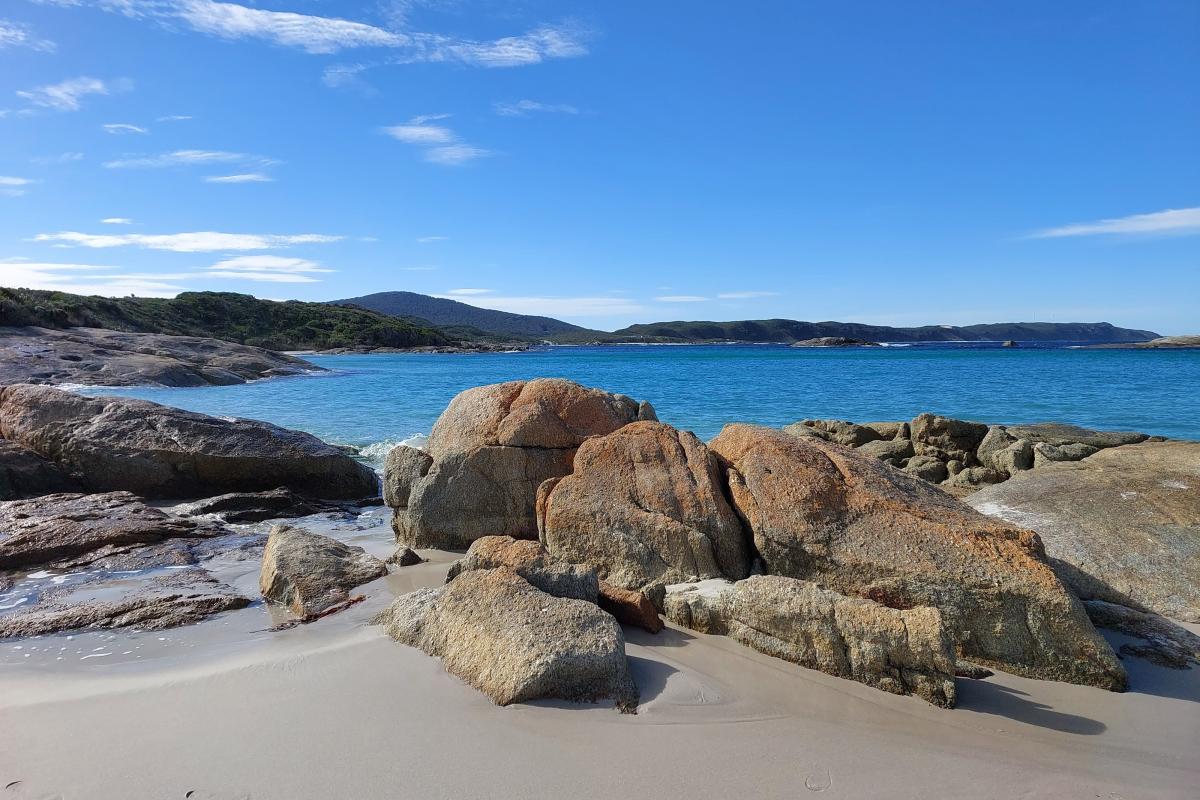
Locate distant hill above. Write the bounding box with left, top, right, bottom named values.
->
left=334, top=291, right=606, bottom=341
left=0, top=289, right=452, bottom=351
left=613, top=319, right=1159, bottom=343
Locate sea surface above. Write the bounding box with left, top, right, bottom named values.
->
left=93, top=343, right=1200, bottom=462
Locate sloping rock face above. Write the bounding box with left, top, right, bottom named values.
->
left=538, top=421, right=750, bottom=598
left=665, top=576, right=957, bottom=707
left=0, top=385, right=378, bottom=500
left=0, top=326, right=318, bottom=387
left=389, top=379, right=652, bottom=549
left=0, top=491, right=225, bottom=570
left=445, top=535, right=598, bottom=601
left=710, top=424, right=1125, bottom=690
left=0, top=569, right=249, bottom=638
left=0, top=440, right=81, bottom=500
left=259, top=525, right=388, bottom=616
left=968, top=441, right=1200, bottom=623
left=374, top=568, right=638, bottom=710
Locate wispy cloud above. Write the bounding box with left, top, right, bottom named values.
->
left=103, top=149, right=255, bottom=169
left=101, top=217, right=134, bottom=225
left=445, top=288, right=492, bottom=296
left=494, top=99, right=579, bottom=117
left=0, top=19, right=55, bottom=52
left=177, top=0, right=407, bottom=54
left=656, top=295, right=708, bottom=303
left=385, top=116, right=489, bottom=165
left=416, top=235, right=447, bottom=243
left=1030, top=207, right=1200, bottom=239
left=17, top=76, right=128, bottom=112
left=432, top=293, right=648, bottom=318
left=103, top=122, right=148, bottom=135
left=717, top=291, right=781, bottom=299
left=0, top=260, right=186, bottom=298
left=32, top=230, right=343, bottom=253
left=0, top=176, right=35, bottom=197
left=31, top=152, right=85, bottom=165
left=206, top=254, right=332, bottom=283
left=157, top=114, right=192, bottom=122
left=204, top=172, right=274, bottom=183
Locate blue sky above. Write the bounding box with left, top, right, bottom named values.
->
left=1, top=1, right=1197, bottom=333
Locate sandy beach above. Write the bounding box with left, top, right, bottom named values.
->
left=2, top=550, right=1196, bottom=800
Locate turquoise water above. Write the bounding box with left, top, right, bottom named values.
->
left=96, top=344, right=1200, bottom=458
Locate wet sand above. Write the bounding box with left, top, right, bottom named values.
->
left=1, top=504, right=1197, bottom=800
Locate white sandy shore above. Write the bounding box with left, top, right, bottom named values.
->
left=1, top=555, right=1197, bottom=800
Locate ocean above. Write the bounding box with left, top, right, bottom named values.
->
left=95, top=343, right=1200, bottom=463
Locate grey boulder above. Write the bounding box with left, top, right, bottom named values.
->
left=259, top=524, right=388, bottom=616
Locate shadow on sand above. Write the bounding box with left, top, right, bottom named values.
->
left=955, top=680, right=1107, bottom=735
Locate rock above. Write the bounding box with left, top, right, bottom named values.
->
left=1002, top=340, right=1018, bottom=348
left=374, top=568, right=639, bottom=710
left=968, top=441, right=1200, bottom=623
left=382, top=445, right=433, bottom=509
left=944, top=466, right=1004, bottom=489
left=598, top=580, right=663, bottom=633
left=856, top=437, right=914, bottom=466
left=0, top=385, right=379, bottom=500
left=976, top=426, right=1016, bottom=470
left=945, top=459, right=964, bottom=476
left=904, top=454, right=949, bottom=483
left=0, top=326, right=319, bottom=387
left=664, top=576, right=957, bottom=707
left=0, top=439, right=82, bottom=500
left=784, top=419, right=881, bottom=448
left=710, top=424, right=1125, bottom=690
left=1083, top=600, right=1200, bottom=669
left=389, top=379, right=649, bottom=549
left=789, top=337, right=881, bottom=347
left=1032, top=441, right=1099, bottom=467
left=1005, top=422, right=1147, bottom=450
left=387, top=546, right=424, bottom=567
left=259, top=524, right=388, bottom=616
left=0, top=491, right=226, bottom=570
left=539, top=421, right=750, bottom=597
left=862, top=421, right=909, bottom=441
left=0, top=569, right=250, bottom=638
left=993, top=440, right=1034, bottom=477
left=176, top=488, right=328, bottom=522
left=445, top=535, right=598, bottom=602
left=910, top=413, right=989, bottom=464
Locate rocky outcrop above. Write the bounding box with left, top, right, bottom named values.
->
left=785, top=419, right=881, bottom=448
left=0, top=569, right=250, bottom=638
left=383, top=445, right=433, bottom=509
left=664, top=576, right=957, bottom=707
left=259, top=525, right=388, bottom=616
left=789, top=337, right=881, bottom=347
left=968, top=441, right=1200, bottom=623
left=910, top=413, right=989, bottom=464
left=0, top=326, right=318, bottom=387
left=388, top=379, right=652, bottom=549
left=176, top=488, right=329, bottom=522
left=711, top=424, right=1125, bottom=690
left=0, top=491, right=225, bottom=570
left=538, top=421, right=749, bottom=598
left=1083, top=600, right=1200, bottom=669
left=1086, top=335, right=1200, bottom=349
left=0, top=440, right=81, bottom=500
left=374, top=568, right=639, bottom=710
left=387, top=546, right=424, bottom=567
left=0, top=385, right=379, bottom=500
left=445, top=535, right=598, bottom=602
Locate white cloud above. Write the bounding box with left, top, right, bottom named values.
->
left=210, top=255, right=331, bottom=273
left=17, top=76, right=125, bottom=112
left=445, top=288, right=493, bottom=296
left=0, top=261, right=187, bottom=298
left=424, top=144, right=489, bottom=165
left=103, top=150, right=253, bottom=168
left=204, top=172, right=274, bottom=183
left=157, top=114, right=192, bottom=122
left=1030, top=207, right=1200, bottom=238
left=416, top=235, right=447, bottom=243
left=103, top=123, right=148, bottom=134
left=101, top=217, right=134, bottom=225
left=32, top=231, right=343, bottom=253
left=717, top=291, right=781, bottom=299
left=31, top=152, right=85, bottom=165
left=0, top=19, right=55, bottom=52
left=494, top=99, right=579, bottom=117
left=655, top=295, right=709, bottom=303
left=0, top=176, right=34, bottom=197
left=432, top=294, right=648, bottom=318
left=176, top=0, right=408, bottom=54
left=384, top=123, right=455, bottom=144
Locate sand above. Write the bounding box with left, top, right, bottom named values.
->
left=2, top=549, right=1197, bottom=799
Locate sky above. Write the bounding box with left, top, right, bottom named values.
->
left=1, top=1, right=1197, bottom=334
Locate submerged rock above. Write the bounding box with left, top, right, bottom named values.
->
left=0, top=491, right=225, bottom=571
left=968, top=441, right=1200, bottom=623
left=0, top=439, right=81, bottom=500
left=259, top=525, right=388, bottom=616
left=445, top=535, right=598, bottom=602
left=539, top=421, right=750, bottom=598
left=664, top=576, right=957, bottom=707
left=177, top=487, right=329, bottom=523
left=388, top=379, right=651, bottom=549
left=710, top=424, right=1125, bottom=690
left=375, top=568, right=639, bottom=710
left=0, top=384, right=379, bottom=500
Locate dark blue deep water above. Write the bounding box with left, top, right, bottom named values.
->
left=97, top=343, right=1200, bottom=461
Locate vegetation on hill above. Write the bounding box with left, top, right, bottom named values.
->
left=0, top=289, right=453, bottom=350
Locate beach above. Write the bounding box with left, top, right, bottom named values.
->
left=2, top=551, right=1196, bottom=800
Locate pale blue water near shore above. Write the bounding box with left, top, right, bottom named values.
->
left=95, top=343, right=1200, bottom=463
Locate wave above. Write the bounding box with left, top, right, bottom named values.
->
left=355, top=433, right=430, bottom=468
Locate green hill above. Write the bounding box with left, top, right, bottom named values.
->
left=0, top=289, right=453, bottom=351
